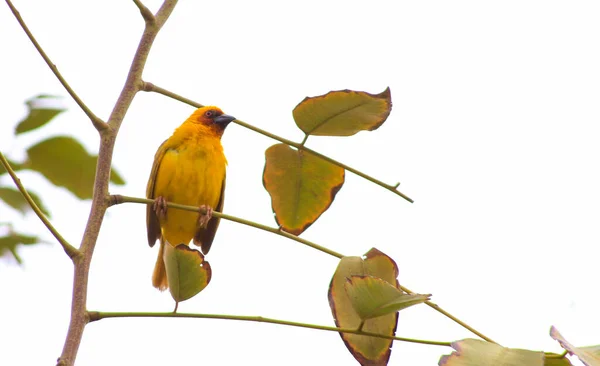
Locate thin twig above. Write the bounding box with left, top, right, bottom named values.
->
left=141, top=82, right=413, bottom=203
left=399, top=285, right=498, bottom=344
left=88, top=311, right=452, bottom=347
left=0, top=151, right=80, bottom=259
left=133, top=0, right=155, bottom=24
left=108, top=194, right=344, bottom=258
left=4, top=0, right=108, bottom=132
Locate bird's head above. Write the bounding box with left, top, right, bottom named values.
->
left=189, top=106, right=236, bottom=136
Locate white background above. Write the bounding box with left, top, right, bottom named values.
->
left=1, top=1, right=599, bottom=365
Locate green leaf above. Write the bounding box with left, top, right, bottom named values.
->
left=0, top=187, right=51, bottom=217
left=439, top=339, right=545, bottom=366
left=263, top=143, right=344, bottom=235
left=344, top=275, right=429, bottom=320
left=164, top=243, right=212, bottom=305
left=25, top=136, right=125, bottom=199
left=0, top=233, right=41, bottom=264
left=328, top=248, right=400, bottom=365
left=16, top=95, right=66, bottom=134
left=293, top=88, right=392, bottom=137
left=550, top=326, right=600, bottom=366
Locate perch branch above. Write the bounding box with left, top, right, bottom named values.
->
left=108, top=194, right=497, bottom=344
left=108, top=194, right=344, bottom=258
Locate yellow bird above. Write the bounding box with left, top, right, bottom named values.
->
left=146, top=106, right=235, bottom=290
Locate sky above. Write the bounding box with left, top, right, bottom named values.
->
left=1, top=1, right=599, bottom=365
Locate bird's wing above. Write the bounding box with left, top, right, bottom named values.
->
left=146, top=139, right=169, bottom=247
left=194, top=172, right=225, bottom=254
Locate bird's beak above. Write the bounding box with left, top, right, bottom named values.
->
left=214, top=114, right=236, bottom=126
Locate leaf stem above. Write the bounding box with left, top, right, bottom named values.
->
left=88, top=311, right=452, bottom=347
left=300, top=134, right=309, bottom=145
left=108, top=194, right=344, bottom=258
left=0, top=151, right=80, bottom=259
left=4, top=0, right=108, bottom=132
left=141, top=82, right=413, bottom=203
left=356, top=320, right=365, bottom=332
left=399, top=285, right=498, bottom=344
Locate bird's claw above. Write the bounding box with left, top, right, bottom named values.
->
left=153, top=196, right=168, bottom=219
left=198, top=205, right=213, bottom=228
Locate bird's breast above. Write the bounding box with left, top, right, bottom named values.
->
left=154, top=139, right=226, bottom=245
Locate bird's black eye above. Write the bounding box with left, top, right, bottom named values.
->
left=205, top=110, right=214, bottom=118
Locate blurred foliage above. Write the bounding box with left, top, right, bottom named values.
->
left=0, top=95, right=125, bottom=264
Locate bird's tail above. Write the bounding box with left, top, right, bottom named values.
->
left=152, top=238, right=168, bottom=291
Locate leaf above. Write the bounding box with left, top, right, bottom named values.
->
left=0, top=187, right=51, bottom=217
left=550, top=326, right=600, bottom=366
left=25, top=136, right=125, bottom=199
left=328, top=248, right=400, bottom=366
left=164, top=244, right=212, bottom=305
left=439, top=339, right=545, bottom=366
left=293, top=88, right=392, bottom=137
left=16, top=94, right=65, bottom=134
left=0, top=233, right=41, bottom=264
left=263, top=143, right=344, bottom=235
left=544, top=354, right=573, bottom=366
left=345, top=275, right=429, bottom=320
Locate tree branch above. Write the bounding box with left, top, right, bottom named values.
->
left=88, top=311, right=452, bottom=347
left=0, top=151, right=80, bottom=259
left=108, top=194, right=344, bottom=258
left=141, top=82, right=414, bottom=203
left=4, top=0, right=108, bottom=132
left=108, top=196, right=498, bottom=344
left=54, top=1, right=179, bottom=365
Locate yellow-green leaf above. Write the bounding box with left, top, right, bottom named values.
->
left=263, top=143, right=344, bottom=235
left=550, top=326, right=600, bottom=366
left=16, top=95, right=65, bottom=134
left=345, top=275, right=430, bottom=320
left=439, top=339, right=545, bottom=366
left=293, top=88, right=392, bottom=137
left=0, top=187, right=51, bottom=217
left=25, top=136, right=125, bottom=199
left=544, top=354, right=573, bottom=366
left=164, top=244, right=212, bottom=304
left=328, top=248, right=399, bottom=366
left=0, top=233, right=41, bottom=264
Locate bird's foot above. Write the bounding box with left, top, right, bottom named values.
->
left=153, top=196, right=168, bottom=219
left=198, top=205, right=213, bottom=228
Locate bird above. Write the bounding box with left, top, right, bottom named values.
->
left=146, top=106, right=235, bottom=290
